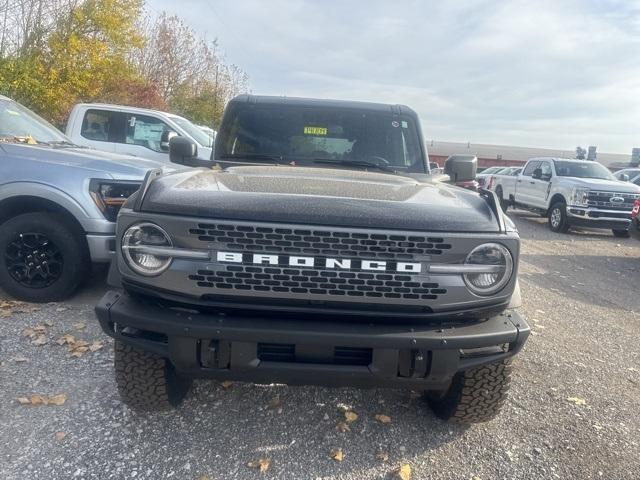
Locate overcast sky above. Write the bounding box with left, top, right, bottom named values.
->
left=149, top=0, right=638, bottom=153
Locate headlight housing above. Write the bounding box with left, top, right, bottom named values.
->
left=569, top=187, right=590, bottom=207
left=463, top=243, right=513, bottom=296
left=121, top=223, right=173, bottom=276
left=89, top=180, right=141, bottom=222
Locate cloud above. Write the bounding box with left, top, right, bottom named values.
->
left=148, top=0, right=639, bottom=152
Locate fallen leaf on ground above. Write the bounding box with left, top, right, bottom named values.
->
left=73, top=322, right=86, bottom=330
left=16, top=394, right=67, bottom=406
left=89, top=340, right=104, bottom=352
left=567, top=397, right=587, bottom=406
left=247, top=458, right=270, bottom=472
left=375, top=414, right=392, bottom=424
left=55, top=432, right=67, bottom=441
left=336, top=403, right=352, bottom=413
left=344, top=411, right=358, bottom=423
left=329, top=448, right=344, bottom=462
left=31, top=335, right=48, bottom=346
left=375, top=451, right=389, bottom=461
left=392, top=464, right=412, bottom=480
left=268, top=396, right=282, bottom=409
left=56, top=334, right=76, bottom=346
left=220, top=380, right=233, bottom=389
left=336, top=421, right=351, bottom=433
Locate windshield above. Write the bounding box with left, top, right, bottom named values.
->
left=170, top=115, right=213, bottom=148
left=216, top=104, right=426, bottom=173
left=0, top=99, right=70, bottom=144
left=554, top=161, right=615, bottom=180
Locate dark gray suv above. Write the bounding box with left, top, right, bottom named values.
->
left=96, top=95, right=529, bottom=423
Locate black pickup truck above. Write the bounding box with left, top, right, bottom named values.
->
left=96, top=95, right=529, bottom=424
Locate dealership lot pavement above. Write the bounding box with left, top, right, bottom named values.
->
left=1, top=210, right=639, bottom=480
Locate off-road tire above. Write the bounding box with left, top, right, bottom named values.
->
left=548, top=202, right=570, bottom=233
left=612, top=229, right=630, bottom=238
left=0, top=212, right=88, bottom=302
left=426, top=360, right=512, bottom=424
left=114, top=341, right=191, bottom=411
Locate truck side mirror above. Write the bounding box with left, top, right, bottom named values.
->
left=160, top=130, right=178, bottom=152
left=444, top=155, right=477, bottom=183
left=532, top=168, right=542, bottom=180
left=621, top=173, right=630, bottom=182
left=169, top=136, right=213, bottom=167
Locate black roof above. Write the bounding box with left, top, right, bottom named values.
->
left=230, top=94, right=418, bottom=117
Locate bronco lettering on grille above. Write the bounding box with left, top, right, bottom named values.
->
left=216, top=251, right=422, bottom=273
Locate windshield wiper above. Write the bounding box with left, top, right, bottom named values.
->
left=219, top=153, right=285, bottom=163
left=312, top=158, right=397, bottom=174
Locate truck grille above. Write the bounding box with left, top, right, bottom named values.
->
left=189, top=265, right=446, bottom=300
left=586, top=191, right=639, bottom=211
left=189, top=223, right=452, bottom=261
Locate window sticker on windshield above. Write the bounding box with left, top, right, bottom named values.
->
left=401, top=121, right=408, bottom=128
left=391, top=121, right=400, bottom=128
left=303, top=126, right=327, bottom=136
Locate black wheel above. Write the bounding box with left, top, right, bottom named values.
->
left=426, top=360, right=512, bottom=424
left=114, top=341, right=191, bottom=411
left=0, top=213, right=88, bottom=302
left=612, top=229, right=630, bottom=238
left=548, top=202, right=570, bottom=233
left=495, top=187, right=508, bottom=212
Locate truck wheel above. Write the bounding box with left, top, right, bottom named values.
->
left=0, top=213, right=88, bottom=302
left=548, top=202, right=570, bottom=233
left=612, top=229, right=630, bottom=238
left=114, top=341, right=191, bottom=411
left=426, top=360, right=512, bottom=424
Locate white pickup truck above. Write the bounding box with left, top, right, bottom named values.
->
left=490, top=157, right=640, bottom=237
left=65, top=103, right=214, bottom=165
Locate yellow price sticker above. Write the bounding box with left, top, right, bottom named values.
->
left=303, top=126, right=328, bottom=136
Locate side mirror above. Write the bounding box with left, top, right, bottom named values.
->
left=532, top=168, right=542, bottom=180
left=169, top=136, right=215, bottom=168
left=621, top=173, right=630, bottom=182
left=444, top=155, right=477, bottom=183
left=160, top=130, right=178, bottom=151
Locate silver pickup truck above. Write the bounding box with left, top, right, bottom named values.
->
left=0, top=95, right=167, bottom=302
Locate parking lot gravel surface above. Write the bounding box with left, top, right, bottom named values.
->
left=1, top=210, right=639, bottom=480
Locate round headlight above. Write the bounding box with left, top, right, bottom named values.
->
left=121, top=223, right=173, bottom=276
left=463, top=243, right=513, bottom=296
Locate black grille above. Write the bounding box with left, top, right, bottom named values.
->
left=189, top=265, right=446, bottom=300
left=257, top=343, right=372, bottom=366
left=189, top=223, right=452, bottom=260
left=586, top=191, right=639, bottom=211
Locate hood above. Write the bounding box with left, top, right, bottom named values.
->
left=139, top=166, right=500, bottom=232
left=560, top=176, right=640, bottom=193
left=2, top=143, right=173, bottom=180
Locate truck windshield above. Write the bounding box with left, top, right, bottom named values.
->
left=554, top=161, right=615, bottom=180
left=169, top=115, right=213, bottom=148
left=0, top=99, right=70, bottom=145
left=216, top=104, right=426, bottom=173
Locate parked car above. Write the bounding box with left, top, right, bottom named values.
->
left=613, top=168, right=640, bottom=182
left=494, top=157, right=640, bottom=236
left=0, top=95, right=168, bottom=302
left=487, top=167, right=523, bottom=206
left=66, top=103, right=214, bottom=165
left=97, top=94, right=529, bottom=423
left=476, top=166, right=505, bottom=187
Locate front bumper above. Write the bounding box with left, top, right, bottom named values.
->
left=86, top=234, right=116, bottom=263
left=95, top=290, right=530, bottom=389
left=567, top=206, right=632, bottom=230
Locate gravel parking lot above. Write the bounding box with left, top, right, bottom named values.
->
left=1, top=210, right=639, bottom=480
